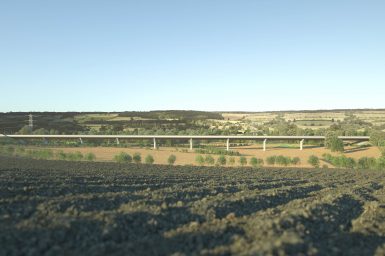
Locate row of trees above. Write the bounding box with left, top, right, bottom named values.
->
left=113, top=152, right=178, bottom=165
left=195, top=155, right=264, bottom=167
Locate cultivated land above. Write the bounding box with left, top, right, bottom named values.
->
left=1, top=157, right=385, bottom=255
left=19, top=144, right=382, bottom=168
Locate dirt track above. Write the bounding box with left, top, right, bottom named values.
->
left=1, top=157, right=385, bottom=255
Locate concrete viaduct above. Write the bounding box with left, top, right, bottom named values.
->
left=0, top=134, right=370, bottom=151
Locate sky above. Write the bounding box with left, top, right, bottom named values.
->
left=1, top=0, right=385, bottom=112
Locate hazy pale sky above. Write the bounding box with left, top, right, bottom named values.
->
left=1, top=0, right=384, bottom=112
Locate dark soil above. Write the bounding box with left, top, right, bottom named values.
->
left=1, top=157, right=385, bottom=255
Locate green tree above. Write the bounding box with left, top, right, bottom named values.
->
left=370, top=130, right=385, bottom=147
left=33, top=128, right=49, bottom=135
left=276, top=155, right=290, bottom=166
left=114, top=152, right=132, bottom=163
left=17, top=125, right=32, bottom=135
left=291, top=157, right=300, bottom=165
left=325, top=132, right=344, bottom=152
left=228, top=157, right=235, bottom=165
left=204, top=155, right=214, bottom=165
left=217, top=155, right=227, bottom=166
left=145, top=154, right=154, bottom=164
left=195, top=155, right=205, bottom=165
left=357, top=157, right=377, bottom=169
left=377, top=157, right=385, bottom=170
left=266, top=156, right=276, bottom=165
left=56, top=151, right=67, bottom=160
left=308, top=155, right=320, bottom=168
left=67, top=151, right=83, bottom=161
left=167, top=154, right=176, bottom=165
left=250, top=157, right=263, bottom=168
left=344, top=157, right=356, bottom=169
left=239, top=156, right=247, bottom=166
left=369, top=130, right=385, bottom=157
left=133, top=152, right=141, bottom=163
left=85, top=152, right=96, bottom=161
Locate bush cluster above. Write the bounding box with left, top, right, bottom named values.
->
left=195, top=155, right=205, bottom=165
left=167, top=154, right=176, bottom=165
left=0, top=146, right=98, bottom=162
left=266, top=155, right=301, bottom=166
left=323, top=153, right=385, bottom=170
left=216, top=155, right=227, bottom=166
left=58, top=151, right=84, bottom=161
left=205, top=155, right=215, bottom=165
left=239, top=156, right=247, bottom=166
left=195, top=147, right=240, bottom=156
left=322, top=154, right=355, bottom=169
left=145, top=154, right=155, bottom=164
left=308, top=155, right=320, bottom=168
left=249, top=157, right=264, bottom=168
left=114, top=152, right=132, bottom=163
left=133, top=153, right=142, bottom=163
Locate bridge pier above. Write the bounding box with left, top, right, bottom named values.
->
left=226, top=138, right=230, bottom=151
left=116, top=138, right=120, bottom=145
left=153, top=138, right=157, bottom=149
left=300, top=139, right=304, bottom=150
left=263, top=139, right=267, bottom=151
left=79, top=138, right=83, bottom=144
left=190, top=138, right=193, bottom=150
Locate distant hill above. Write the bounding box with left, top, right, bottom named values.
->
left=1, top=109, right=385, bottom=135
left=0, top=110, right=223, bottom=134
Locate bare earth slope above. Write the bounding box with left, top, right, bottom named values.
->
left=1, top=157, right=385, bottom=255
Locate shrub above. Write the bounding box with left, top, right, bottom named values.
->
left=358, top=157, right=377, bottom=169
left=250, top=157, right=263, bottom=168
left=369, top=130, right=385, bottom=147
left=322, top=153, right=333, bottom=162
left=276, top=155, right=290, bottom=166
left=325, top=155, right=357, bottom=169
left=308, top=155, right=320, bottom=168
left=56, top=151, right=67, bottom=160
left=114, top=152, right=132, bottom=163
left=85, top=152, right=96, bottom=161
left=26, top=149, right=54, bottom=160
left=228, top=157, right=235, bottom=165
left=195, top=155, right=205, bottom=165
left=133, top=152, right=142, bottom=163
left=377, top=157, right=385, bottom=170
left=36, top=149, right=54, bottom=159
left=67, top=151, right=83, bottom=161
left=239, top=156, right=247, bottom=166
left=204, top=155, right=214, bottom=165
left=167, top=154, right=176, bottom=165
left=145, top=154, right=154, bottom=164
left=216, top=155, right=227, bottom=166
left=266, top=156, right=276, bottom=165
left=380, top=146, right=385, bottom=157
left=6, top=146, right=15, bottom=155
left=16, top=147, right=25, bottom=154
left=291, top=157, right=300, bottom=165
left=344, top=157, right=356, bottom=169
left=322, top=164, right=329, bottom=169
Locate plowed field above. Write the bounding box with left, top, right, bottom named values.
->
left=1, top=157, right=385, bottom=255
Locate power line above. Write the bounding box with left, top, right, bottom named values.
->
left=27, top=114, right=34, bottom=130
